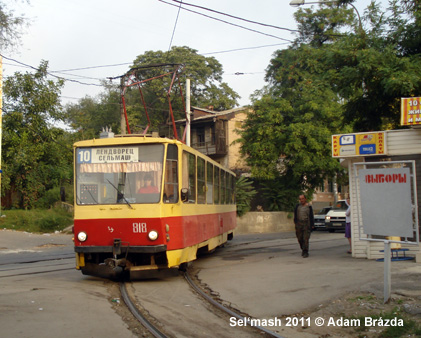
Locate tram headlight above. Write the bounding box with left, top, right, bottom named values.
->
left=148, top=230, right=159, bottom=241
left=77, top=232, right=88, bottom=242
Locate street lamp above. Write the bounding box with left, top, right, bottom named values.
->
left=289, top=0, right=363, bottom=33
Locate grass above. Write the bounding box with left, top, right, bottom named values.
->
left=0, top=207, right=73, bottom=233
left=350, top=306, right=421, bottom=338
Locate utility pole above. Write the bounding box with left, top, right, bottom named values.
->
left=186, top=79, right=191, bottom=146
left=0, top=55, right=3, bottom=215
left=120, top=76, right=126, bottom=135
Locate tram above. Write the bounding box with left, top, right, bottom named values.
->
left=73, top=64, right=237, bottom=279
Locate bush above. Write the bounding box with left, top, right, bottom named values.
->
left=235, top=176, right=257, bottom=217
left=0, top=208, right=73, bottom=233
left=260, top=176, right=303, bottom=212
left=34, top=185, right=74, bottom=209
left=36, top=210, right=72, bottom=232
left=35, top=187, right=61, bottom=209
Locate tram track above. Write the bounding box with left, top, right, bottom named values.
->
left=0, top=254, right=75, bottom=278
left=119, top=269, right=286, bottom=338
left=184, top=270, right=286, bottom=338
left=116, top=235, right=343, bottom=337
left=120, top=282, right=167, bottom=338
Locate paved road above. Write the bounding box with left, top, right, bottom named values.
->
left=195, top=231, right=421, bottom=315
left=0, top=229, right=420, bottom=338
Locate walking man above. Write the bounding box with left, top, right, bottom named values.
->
left=294, top=194, right=314, bottom=258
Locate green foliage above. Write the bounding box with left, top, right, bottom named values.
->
left=349, top=306, right=421, bottom=338
left=34, top=185, right=73, bottom=209
left=2, top=61, right=73, bottom=209
left=65, top=83, right=121, bottom=139
left=235, top=176, right=257, bottom=217
left=260, top=175, right=304, bottom=212
left=65, top=46, right=240, bottom=136
left=127, top=46, right=239, bottom=131
left=0, top=208, right=73, bottom=233
left=36, top=209, right=72, bottom=232
left=0, top=0, right=28, bottom=50
left=292, top=0, right=421, bottom=131
left=240, top=0, right=421, bottom=196
left=240, top=46, right=347, bottom=188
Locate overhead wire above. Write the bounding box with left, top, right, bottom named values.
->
left=0, top=54, right=103, bottom=87
left=2, top=0, right=298, bottom=89
left=168, top=0, right=183, bottom=51
left=50, top=62, right=133, bottom=73
left=1, top=0, right=298, bottom=101
left=168, top=0, right=299, bottom=33
left=158, top=0, right=293, bottom=43
left=201, top=43, right=290, bottom=55
left=1, top=42, right=280, bottom=93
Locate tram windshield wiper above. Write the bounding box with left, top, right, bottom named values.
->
left=106, top=179, right=133, bottom=209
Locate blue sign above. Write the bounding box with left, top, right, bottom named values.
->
left=359, top=144, right=376, bottom=155
left=339, top=134, right=355, bottom=145
left=76, top=149, right=92, bottom=163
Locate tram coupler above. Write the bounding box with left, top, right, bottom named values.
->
left=105, top=257, right=127, bottom=269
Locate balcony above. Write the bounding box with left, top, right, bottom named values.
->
left=192, top=139, right=227, bottom=156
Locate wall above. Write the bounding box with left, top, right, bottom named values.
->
left=227, top=110, right=250, bottom=171
left=235, top=211, right=295, bottom=234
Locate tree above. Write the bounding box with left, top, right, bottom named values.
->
left=65, top=82, right=121, bottom=140
left=2, top=61, right=72, bottom=209
left=0, top=0, right=28, bottom=50
left=125, top=46, right=240, bottom=131
left=240, top=45, right=348, bottom=189
left=293, top=0, right=421, bottom=131
left=240, top=0, right=421, bottom=205
left=65, top=46, right=240, bottom=135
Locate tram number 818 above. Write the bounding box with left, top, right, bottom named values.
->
left=133, top=222, right=147, bottom=233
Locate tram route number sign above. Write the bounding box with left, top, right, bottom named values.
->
left=77, top=147, right=139, bottom=164
left=401, top=97, right=421, bottom=126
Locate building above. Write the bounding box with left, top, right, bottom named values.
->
left=335, top=129, right=421, bottom=261
left=162, top=106, right=251, bottom=174
left=163, top=105, right=345, bottom=210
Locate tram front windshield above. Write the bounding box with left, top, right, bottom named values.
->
left=75, top=144, right=164, bottom=205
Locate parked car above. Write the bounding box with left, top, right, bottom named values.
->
left=313, top=206, right=332, bottom=231
left=325, top=200, right=348, bottom=233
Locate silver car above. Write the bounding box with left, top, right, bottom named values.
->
left=313, top=206, right=332, bottom=231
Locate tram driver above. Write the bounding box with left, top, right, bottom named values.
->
left=138, top=173, right=159, bottom=194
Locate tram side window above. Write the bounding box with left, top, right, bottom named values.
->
left=231, top=174, right=236, bottom=204
left=214, top=167, right=220, bottom=204
left=226, top=174, right=232, bottom=205
left=220, top=170, right=226, bottom=204
left=206, top=162, right=213, bottom=204
left=164, top=144, right=178, bottom=203
left=197, top=157, right=206, bottom=204
left=182, top=151, right=196, bottom=203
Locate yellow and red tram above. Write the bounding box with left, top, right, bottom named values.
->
left=73, top=136, right=236, bottom=279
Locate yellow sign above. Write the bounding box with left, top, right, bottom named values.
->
left=332, top=132, right=386, bottom=158
left=401, top=97, right=421, bottom=126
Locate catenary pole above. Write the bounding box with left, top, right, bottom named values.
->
left=0, top=55, right=3, bottom=215
left=186, top=79, right=191, bottom=146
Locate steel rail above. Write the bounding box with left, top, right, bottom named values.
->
left=184, top=271, right=286, bottom=338
left=119, top=282, right=168, bottom=338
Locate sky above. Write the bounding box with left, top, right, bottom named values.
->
left=2, top=0, right=388, bottom=108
